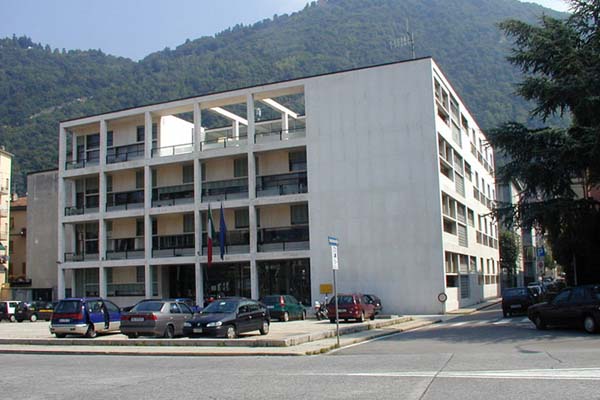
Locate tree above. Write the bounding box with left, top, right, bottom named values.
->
left=500, top=230, right=521, bottom=287
left=489, top=0, right=600, bottom=285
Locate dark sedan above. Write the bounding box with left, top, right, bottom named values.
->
left=528, top=285, right=600, bottom=333
left=502, top=287, right=536, bottom=317
left=183, top=297, right=270, bottom=339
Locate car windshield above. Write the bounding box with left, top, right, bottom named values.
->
left=131, top=301, right=164, bottom=312
left=504, top=288, right=528, bottom=297
left=202, top=300, right=237, bottom=314
left=55, top=300, right=81, bottom=313
left=261, top=296, right=281, bottom=305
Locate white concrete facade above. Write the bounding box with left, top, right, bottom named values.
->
left=57, top=58, right=499, bottom=314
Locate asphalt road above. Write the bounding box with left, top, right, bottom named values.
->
left=4, top=305, right=600, bottom=400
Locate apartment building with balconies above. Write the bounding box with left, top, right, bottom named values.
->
left=0, top=147, right=12, bottom=294
left=57, top=57, right=499, bottom=314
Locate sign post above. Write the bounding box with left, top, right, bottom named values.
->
left=328, top=236, right=340, bottom=347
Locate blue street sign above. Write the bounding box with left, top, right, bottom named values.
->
left=536, top=247, right=545, bottom=258
left=328, top=236, right=338, bottom=246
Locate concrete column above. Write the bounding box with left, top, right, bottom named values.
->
left=145, top=111, right=153, bottom=160
left=193, top=103, right=202, bottom=153
left=57, top=267, right=65, bottom=300
left=57, top=126, right=67, bottom=266
left=144, top=264, right=152, bottom=298
left=246, top=93, right=259, bottom=299
left=195, top=262, right=204, bottom=307
left=99, top=266, right=107, bottom=298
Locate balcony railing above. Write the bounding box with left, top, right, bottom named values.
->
left=106, top=190, right=144, bottom=211
left=151, top=143, right=194, bottom=158
left=152, top=233, right=194, bottom=257
left=200, top=129, right=248, bottom=151
left=106, top=237, right=145, bottom=260
left=106, top=143, right=145, bottom=164
left=256, top=171, right=307, bottom=197
left=201, top=178, right=248, bottom=201
left=257, top=225, right=309, bottom=252
left=64, top=202, right=100, bottom=216
left=152, top=184, right=194, bottom=207
left=254, top=127, right=306, bottom=144
left=107, top=283, right=145, bottom=297
left=202, top=229, right=250, bottom=255
left=65, top=157, right=99, bottom=170
left=64, top=252, right=99, bottom=262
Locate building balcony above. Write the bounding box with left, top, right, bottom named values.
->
left=64, top=252, right=99, bottom=262
left=106, top=143, right=145, bottom=164
left=257, top=225, right=309, bottom=252
left=201, top=229, right=250, bottom=255
left=151, top=142, right=194, bottom=158
left=65, top=155, right=99, bottom=170
left=256, top=171, right=307, bottom=197
left=152, top=184, right=194, bottom=207
left=106, top=238, right=145, bottom=260
left=201, top=178, right=248, bottom=202
left=107, top=282, right=145, bottom=297
left=64, top=199, right=100, bottom=216
left=152, top=233, right=194, bottom=257
left=106, top=190, right=144, bottom=212
left=200, top=128, right=248, bottom=151
left=254, top=127, right=306, bottom=144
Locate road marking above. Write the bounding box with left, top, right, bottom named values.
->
left=299, top=368, right=600, bottom=381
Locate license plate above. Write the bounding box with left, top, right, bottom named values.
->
left=59, top=318, right=70, bottom=323
left=267, top=305, right=274, bottom=309
left=510, top=305, right=522, bottom=309
left=338, top=309, right=346, bottom=312
left=131, top=317, right=144, bottom=322
left=193, top=328, right=203, bottom=333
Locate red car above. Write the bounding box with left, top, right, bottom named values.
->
left=327, top=293, right=376, bottom=323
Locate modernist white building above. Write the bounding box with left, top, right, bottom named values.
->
left=57, top=57, right=500, bottom=314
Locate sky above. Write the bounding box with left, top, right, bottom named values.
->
left=0, top=0, right=570, bottom=61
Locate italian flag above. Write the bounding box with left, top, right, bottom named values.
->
left=207, top=205, right=215, bottom=267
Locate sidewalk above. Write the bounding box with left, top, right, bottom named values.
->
left=0, top=316, right=439, bottom=356
left=445, top=297, right=501, bottom=315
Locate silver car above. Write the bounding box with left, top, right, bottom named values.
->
left=120, top=300, right=195, bottom=338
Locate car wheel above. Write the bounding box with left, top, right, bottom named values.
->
left=259, top=320, right=270, bottom=335
left=126, top=333, right=139, bottom=339
left=301, top=310, right=306, bottom=321
left=17, top=319, right=23, bottom=323
left=358, top=312, right=365, bottom=323
left=329, top=318, right=336, bottom=323
left=282, top=312, right=289, bottom=322
left=163, top=325, right=175, bottom=339
left=226, top=325, right=237, bottom=339
left=9, top=315, right=15, bottom=323
left=30, top=314, right=38, bottom=322
left=55, top=333, right=66, bottom=338
left=85, top=324, right=97, bottom=338
left=369, top=312, right=376, bottom=321
left=583, top=315, right=598, bottom=334
left=534, top=315, right=547, bottom=330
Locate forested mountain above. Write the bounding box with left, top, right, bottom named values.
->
left=0, top=0, right=565, bottom=194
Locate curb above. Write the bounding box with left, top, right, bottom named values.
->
left=0, top=318, right=438, bottom=357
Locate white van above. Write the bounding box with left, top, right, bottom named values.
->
left=0, top=301, right=21, bottom=322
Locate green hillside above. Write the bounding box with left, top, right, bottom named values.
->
left=0, top=0, right=565, bottom=194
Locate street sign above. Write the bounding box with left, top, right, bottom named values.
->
left=536, top=247, right=545, bottom=258
left=329, top=236, right=339, bottom=270
left=320, top=284, right=333, bottom=294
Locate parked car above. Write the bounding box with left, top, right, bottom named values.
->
left=123, top=298, right=201, bottom=313
left=30, top=301, right=56, bottom=321
left=183, top=297, right=270, bottom=339
left=364, top=294, right=383, bottom=315
left=260, top=295, right=306, bottom=321
left=327, top=293, right=376, bottom=323
left=50, top=298, right=121, bottom=338
left=501, top=287, right=536, bottom=317
left=15, top=302, right=40, bottom=322
left=0, top=301, right=20, bottom=322
left=121, top=300, right=195, bottom=338
left=528, top=285, right=600, bottom=333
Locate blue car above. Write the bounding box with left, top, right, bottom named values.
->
left=50, top=298, right=121, bottom=338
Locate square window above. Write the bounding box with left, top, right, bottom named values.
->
left=233, top=158, right=247, bottom=178
left=289, top=151, right=307, bottom=172
left=182, top=165, right=194, bottom=183
left=135, top=171, right=144, bottom=189
left=183, top=214, right=194, bottom=233
left=136, top=125, right=145, bottom=143
left=235, top=209, right=249, bottom=229
left=290, top=204, right=308, bottom=225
